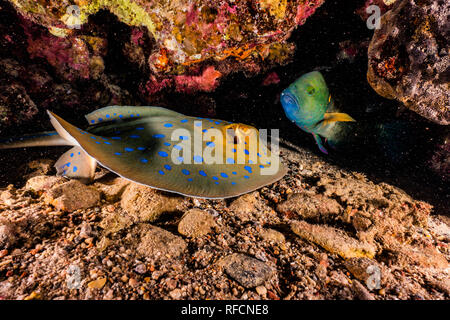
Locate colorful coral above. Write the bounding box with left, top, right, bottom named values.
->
left=367, top=0, right=450, bottom=125
left=7, top=0, right=325, bottom=94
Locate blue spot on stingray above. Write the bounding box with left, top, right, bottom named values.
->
left=257, top=153, right=262, bottom=157
left=73, top=166, right=78, bottom=172
left=78, top=152, right=81, bottom=155
left=130, top=135, right=140, bottom=139
left=164, top=142, right=171, bottom=147
left=98, top=118, right=103, bottom=122
left=231, top=182, right=236, bottom=185
left=114, top=152, right=122, bottom=156
left=153, top=134, right=165, bottom=139
left=136, top=114, right=140, bottom=117
left=91, top=120, right=95, bottom=124
left=164, top=165, right=172, bottom=171
left=90, top=136, right=97, bottom=140
left=199, top=170, right=207, bottom=177
left=179, top=136, right=189, bottom=140
left=244, top=149, right=249, bottom=155
left=159, top=170, right=165, bottom=175
left=180, top=119, right=188, bottom=123
left=232, top=148, right=237, bottom=153
left=96, top=141, right=101, bottom=144
left=244, top=166, right=252, bottom=173
left=164, top=123, right=173, bottom=128
left=140, top=159, right=148, bottom=164
left=136, top=127, right=144, bottom=130
left=215, top=182, right=219, bottom=185
left=119, top=115, right=123, bottom=119
left=266, top=161, right=271, bottom=165
left=227, top=158, right=235, bottom=164
left=212, top=176, right=219, bottom=181
left=244, top=175, right=250, bottom=179
left=232, top=172, right=237, bottom=175
left=158, top=151, right=168, bottom=158
left=187, top=178, right=193, bottom=182
left=130, top=114, right=134, bottom=118
left=182, top=169, right=190, bottom=175
left=125, top=147, right=134, bottom=152
left=174, top=145, right=183, bottom=151
left=70, top=153, right=74, bottom=157
left=111, top=137, right=121, bottom=140
left=113, top=113, right=117, bottom=116
left=220, top=173, right=228, bottom=178
left=215, top=121, right=221, bottom=125
left=206, top=141, right=215, bottom=148
left=209, top=119, right=214, bottom=123
left=202, top=129, right=208, bottom=133
left=106, top=114, right=110, bottom=118
left=193, top=155, right=203, bottom=163
left=137, top=147, right=145, bottom=151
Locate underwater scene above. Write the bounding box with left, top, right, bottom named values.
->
left=0, top=0, right=448, bottom=302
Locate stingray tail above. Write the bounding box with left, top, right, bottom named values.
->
left=0, top=131, right=70, bottom=150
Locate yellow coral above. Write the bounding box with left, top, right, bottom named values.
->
left=259, top=0, right=287, bottom=19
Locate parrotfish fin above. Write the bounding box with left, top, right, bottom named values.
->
left=312, top=133, right=328, bottom=154
left=55, top=146, right=97, bottom=182
left=322, top=112, right=356, bottom=126
left=0, top=131, right=70, bottom=150
left=85, top=106, right=184, bottom=125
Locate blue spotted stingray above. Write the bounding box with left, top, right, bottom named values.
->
left=0, top=106, right=287, bottom=199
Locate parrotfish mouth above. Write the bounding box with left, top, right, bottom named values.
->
left=0, top=106, right=288, bottom=199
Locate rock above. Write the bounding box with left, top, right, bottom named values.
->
left=25, top=175, right=66, bottom=193
left=93, top=177, right=130, bottom=202
left=7, top=0, right=324, bottom=94
left=277, top=192, right=342, bottom=220
left=177, top=209, right=216, bottom=238
left=0, top=224, right=16, bottom=249
left=352, top=279, right=375, bottom=300
left=291, top=221, right=377, bottom=259
left=344, top=257, right=386, bottom=289
left=220, top=253, right=274, bottom=288
left=255, top=285, right=267, bottom=296
left=44, top=180, right=101, bottom=212
left=121, top=183, right=183, bottom=223
left=367, top=0, right=450, bottom=124
left=259, top=228, right=285, bottom=243
left=137, top=225, right=187, bottom=259
left=169, top=288, right=182, bottom=300
left=21, top=159, right=55, bottom=181
left=229, top=193, right=259, bottom=216
left=388, top=243, right=448, bottom=269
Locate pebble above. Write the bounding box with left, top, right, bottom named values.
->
left=87, top=277, right=107, bottom=289
left=177, top=209, right=216, bottom=237
left=255, top=286, right=267, bottom=296
left=93, top=177, right=130, bottom=202
left=221, top=253, right=274, bottom=288
left=277, top=192, right=342, bottom=220
left=259, top=228, right=285, bottom=243
left=169, top=288, right=182, bottom=299
left=25, top=175, right=66, bottom=193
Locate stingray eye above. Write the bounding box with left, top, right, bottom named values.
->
left=306, top=86, right=315, bottom=96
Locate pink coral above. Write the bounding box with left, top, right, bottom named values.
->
left=175, top=66, right=222, bottom=94
left=296, top=0, right=325, bottom=25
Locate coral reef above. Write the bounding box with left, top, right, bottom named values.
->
left=7, top=0, right=324, bottom=95
left=367, top=0, right=450, bottom=125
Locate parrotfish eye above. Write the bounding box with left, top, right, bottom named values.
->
left=306, top=85, right=315, bottom=96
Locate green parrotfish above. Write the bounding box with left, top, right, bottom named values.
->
left=0, top=106, right=287, bottom=199
left=280, top=71, right=356, bottom=154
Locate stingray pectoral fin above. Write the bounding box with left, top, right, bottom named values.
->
left=55, top=146, right=97, bottom=182
left=312, top=133, right=328, bottom=154
left=322, top=112, right=356, bottom=126
left=85, top=106, right=184, bottom=125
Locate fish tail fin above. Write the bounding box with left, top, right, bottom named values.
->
left=322, top=112, right=356, bottom=126
left=55, top=146, right=97, bottom=183
left=0, top=131, right=70, bottom=150
left=312, top=133, right=328, bottom=154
